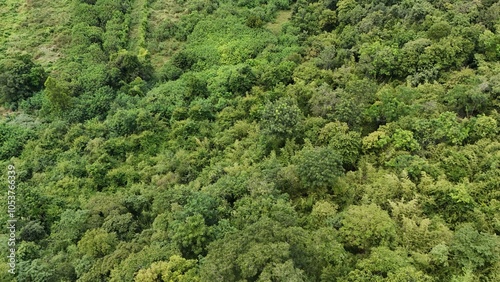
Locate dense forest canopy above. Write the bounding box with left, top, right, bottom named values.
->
left=1, top=0, right=500, bottom=281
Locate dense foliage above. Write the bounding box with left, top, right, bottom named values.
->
left=1, top=0, right=500, bottom=281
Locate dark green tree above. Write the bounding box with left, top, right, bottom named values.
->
left=450, top=224, right=499, bottom=272
left=293, top=146, right=344, bottom=192
left=20, top=221, right=47, bottom=242
left=0, top=55, right=47, bottom=107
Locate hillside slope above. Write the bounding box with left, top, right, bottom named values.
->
left=1, top=0, right=500, bottom=281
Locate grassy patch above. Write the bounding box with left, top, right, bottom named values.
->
left=266, top=10, right=292, bottom=34
left=1, top=0, right=70, bottom=66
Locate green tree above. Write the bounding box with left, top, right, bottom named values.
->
left=0, top=122, right=34, bottom=159
left=102, top=212, right=138, bottom=240
left=261, top=97, right=303, bottom=138
left=50, top=209, right=91, bottom=251
left=444, top=83, right=490, bottom=117
left=108, top=49, right=153, bottom=86
left=467, top=115, right=498, bottom=142
left=399, top=38, right=433, bottom=80
left=199, top=217, right=308, bottom=282
left=450, top=224, right=499, bottom=272
left=336, top=0, right=365, bottom=26
left=17, top=259, right=57, bottom=282
left=433, top=112, right=469, bottom=145
left=354, top=247, right=410, bottom=279
left=103, top=12, right=128, bottom=53
left=359, top=41, right=400, bottom=78
left=427, top=21, right=452, bottom=40
left=227, top=64, right=256, bottom=95
left=318, top=121, right=361, bottom=168
left=420, top=176, right=477, bottom=224
left=17, top=241, right=41, bottom=261
left=0, top=55, right=47, bottom=107
left=170, top=213, right=212, bottom=258
left=44, top=76, right=71, bottom=113
left=68, top=86, right=117, bottom=123
left=293, top=146, right=344, bottom=192
left=77, top=228, right=118, bottom=258
left=386, top=266, right=434, bottom=282
left=19, top=221, right=47, bottom=242
left=479, top=29, right=500, bottom=61
left=339, top=204, right=397, bottom=252
left=135, top=255, right=200, bottom=282
left=392, top=129, right=421, bottom=152
left=95, top=0, right=129, bottom=26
